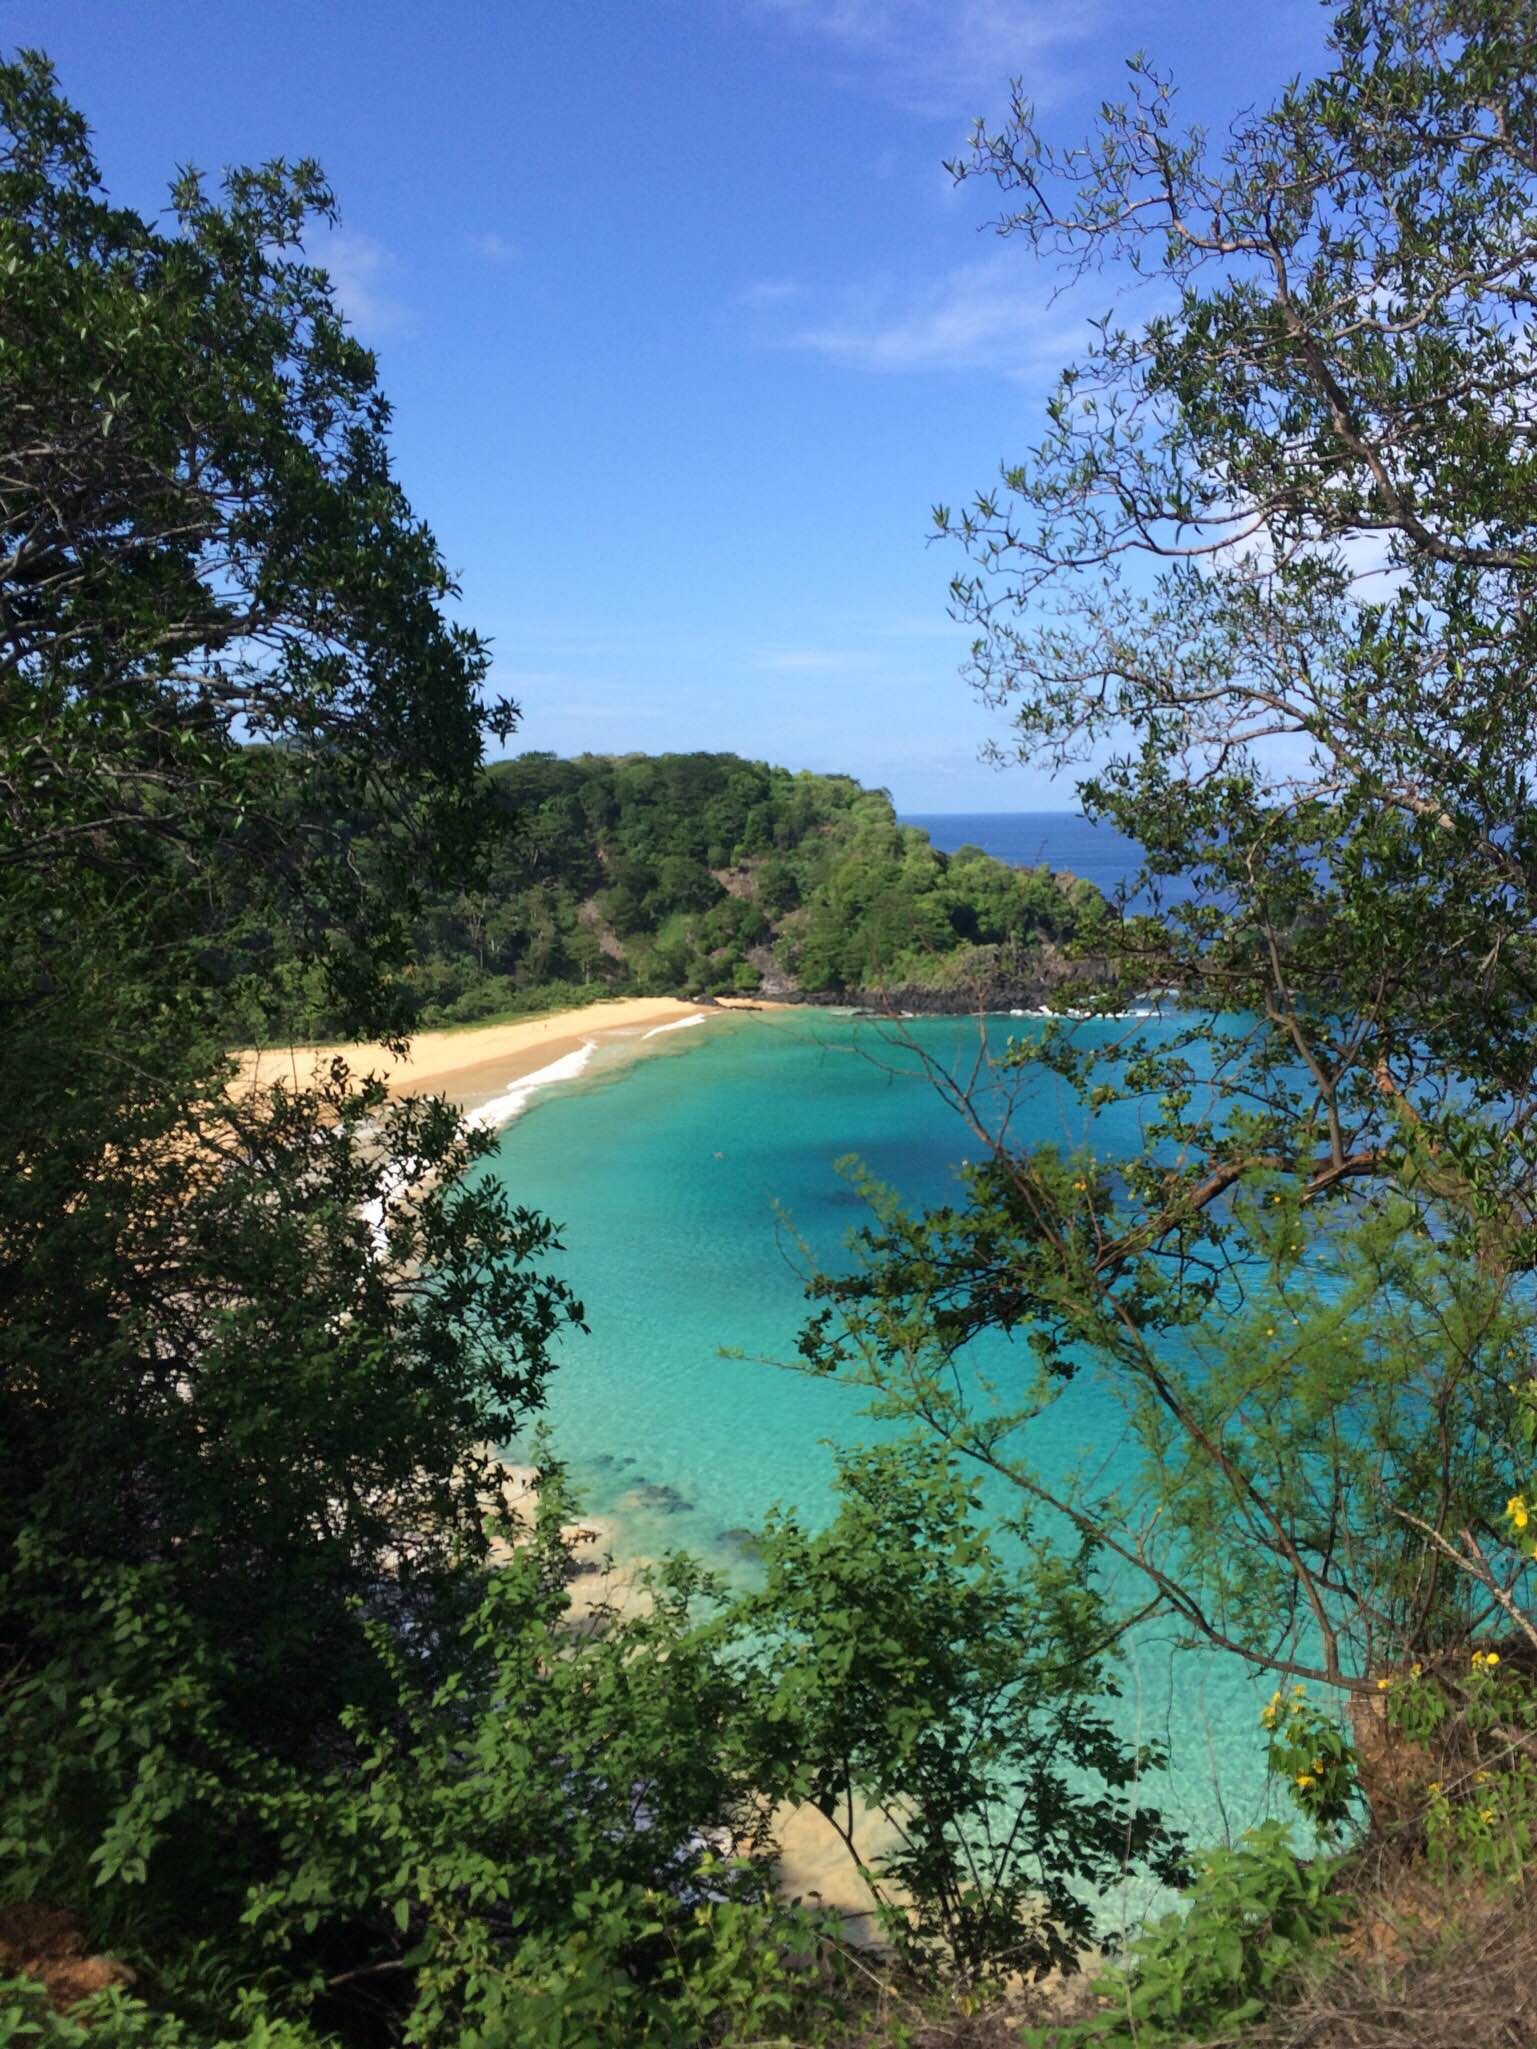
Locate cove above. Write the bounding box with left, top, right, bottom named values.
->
left=485, top=1006, right=1287, bottom=1860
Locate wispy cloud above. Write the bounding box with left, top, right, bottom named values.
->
left=751, top=0, right=1099, bottom=118
left=313, top=227, right=409, bottom=335
left=771, top=251, right=1079, bottom=379
left=735, top=277, right=803, bottom=309
left=751, top=647, right=881, bottom=674
left=467, top=230, right=518, bottom=266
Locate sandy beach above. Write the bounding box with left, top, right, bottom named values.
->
left=238, top=994, right=785, bottom=1121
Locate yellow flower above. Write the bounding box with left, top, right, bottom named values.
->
left=1475, top=1770, right=1491, bottom=1784
left=1427, top=1780, right=1444, bottom=1796
left=1480, top=1807, right=1496, bottom=1824
left=1295, top=1772, right=1315, bottom=1789
left=1508, top=1495, right=1530, bottom=1530
left=1411, top=1662, right=1423, bottom=1678
left=1292, top=1683, right=1307, bottom=1697
left=1376, top=1676, right=1392, bottom=1691
left=1266, top=1326, right=1276, bottom=1336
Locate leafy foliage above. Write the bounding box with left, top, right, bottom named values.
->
left=730, top=1441, right=1187, bottom=1982
left=1024, top=1823, right=1345, bottom=2048
left=0, top=40, right=581, bottom=1772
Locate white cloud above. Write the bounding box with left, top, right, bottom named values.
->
left=735, top=277, right=803, bottom=308
left=312, top=227, right=409, bottom=335
left=467, top=230, right=518, bottom=265
left=751, top=647, right=880, bottom=673
left=752, top=0, right=1098, bottom=118
left=775, top=251, right=1079, bottom=379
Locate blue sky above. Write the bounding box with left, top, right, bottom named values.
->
left=16, top=1, right=1330, bottom=807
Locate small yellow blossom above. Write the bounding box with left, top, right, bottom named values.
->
left=1377, top=1676, right=1392, bottom=1691
left=1507, top=1495, right=1530, bottom=1531
left=1293, top=1683, right=1307, bottom=1697
left=1480, top=1807, right=1496, bottom=1824
left=1475, top=1770, right=1491, bottom=1784
left=1295, top=1772, right=1315, bottom=1789
left=1411, top=1662, right=1423, bottom=1678
left=1427, top=1780, right=1444, bottom=1796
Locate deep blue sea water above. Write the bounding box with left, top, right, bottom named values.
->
left=486, top=1006, right=1284, bottom=1860
left=902, top=810, right=1198, bottom=908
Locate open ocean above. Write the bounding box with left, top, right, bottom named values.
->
left=901, top=809, right=1199, bottom=908
left=485, top=994, right=1283, bottom=1871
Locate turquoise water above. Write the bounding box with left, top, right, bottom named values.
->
left=486, top=1007, right=1283, bottom=1852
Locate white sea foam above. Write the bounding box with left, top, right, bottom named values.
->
left=466, top=1040, right=599, bottom=1131
left=641, top=1012, right=710, bottom=1040
left=359, top=1042, right=600, bottom=1250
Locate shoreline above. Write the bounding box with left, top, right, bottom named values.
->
left=239, top=995, right=792, bottom=1124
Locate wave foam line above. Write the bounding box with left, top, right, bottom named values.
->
left=641, top=1013, right=710, bottom=1040
left=467, top=1040, right=599, bottom=1130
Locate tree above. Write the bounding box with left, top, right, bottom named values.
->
left=729, top=1441, right=1186, bottom=1981
left=805, top=0, right=1537, bottom=1705
left=0, top=43, right=579, bottom=1801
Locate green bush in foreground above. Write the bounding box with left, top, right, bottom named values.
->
left=2, top=1443, right=1193, bottom=2044
left=1022, top=1824, right=1345, bottom=2049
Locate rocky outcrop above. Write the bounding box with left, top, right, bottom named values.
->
left=769, top=943, right=1114, bottom=1016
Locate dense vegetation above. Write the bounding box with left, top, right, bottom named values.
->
left=275, top=749, right=1106, bottom=1033
left=8, top=3, right=1537, bottom=2045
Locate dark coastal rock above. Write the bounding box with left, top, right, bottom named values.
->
left=716, top=1526, right=762, bottom=1561
left=625, top=1481, right=695, bottom=1517
left=750, top=942, right=1120, bottom=1017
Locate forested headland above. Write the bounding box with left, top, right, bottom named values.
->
left=303, top=750, right=1108, bottom=1031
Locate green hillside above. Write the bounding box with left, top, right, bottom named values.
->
left=394, top=751, right=1105, bottom=1025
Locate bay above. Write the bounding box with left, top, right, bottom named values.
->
left=485, top=1006, right=1283, bottom=1858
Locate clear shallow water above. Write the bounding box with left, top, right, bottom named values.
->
left=486, top=1008, right=1284, bottom=1854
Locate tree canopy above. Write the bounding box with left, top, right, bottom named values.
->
left=1, top=32, right=579, bottom=1896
